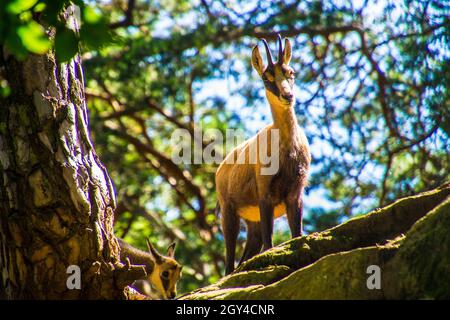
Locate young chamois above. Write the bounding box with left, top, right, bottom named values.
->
left=216, top=35, right=311, bottom=274
left=117, top=237, right=182, bottom=299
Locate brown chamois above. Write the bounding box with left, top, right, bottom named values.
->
left=117, top=237, right=182, bottom=299
left=216, top=35, right=311, bottom=275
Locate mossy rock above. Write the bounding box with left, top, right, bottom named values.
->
left=182, top=183, right=450, bottom=300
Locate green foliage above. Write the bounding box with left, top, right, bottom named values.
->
left=54, top=26, right=78, bottom=61
left=0, top=0, right=111, bottom=63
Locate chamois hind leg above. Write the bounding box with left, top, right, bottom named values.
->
left=286, top=191, right=304, bottom=238
left=222, top=204, right=239, bottom=275
left=238, top=221, right=262, bottom=266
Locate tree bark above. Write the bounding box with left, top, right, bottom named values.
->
left=0, top=7, right=139, bottom=299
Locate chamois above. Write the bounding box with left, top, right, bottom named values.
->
left=117, top=237, right=182, bottom=299
left=216, top=35, right=311, bottom=274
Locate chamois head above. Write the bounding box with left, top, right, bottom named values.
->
left=251, top=34, right=295, bottom=107
left=146, top=239, right=182, bottom=299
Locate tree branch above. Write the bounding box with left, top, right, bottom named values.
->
left=109, top=0, right=136, bottom=29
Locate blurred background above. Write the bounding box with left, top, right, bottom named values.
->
left=1, top=0, right=449, bottom=294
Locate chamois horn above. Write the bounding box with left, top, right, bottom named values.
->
left=277, top=34, right=283, bottom=64
left=261, top=38, right=274, bottom=68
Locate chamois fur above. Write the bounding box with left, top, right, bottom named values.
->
left=216, top=35, right=311, bottom=274
left=117, top=237, right=182, bottom=299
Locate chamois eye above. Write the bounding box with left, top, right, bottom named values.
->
left=161, top=271, right=169, bottom=278
left=264, top=72, right=274, bottom=82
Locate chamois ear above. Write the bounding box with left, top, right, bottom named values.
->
left=251, top=45, right=265, bottom=76
left=147, top=238, right=163, bottom=264
left=283, top=38, right=292, bottom=65
left=167, top=242, right=176, bottom=258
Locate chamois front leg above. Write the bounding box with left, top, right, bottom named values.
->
left=222, top=204, right=239, bottom=275
left=259, top=199, right=274, bottom=251
left=286, top=193, right=304, bottom=238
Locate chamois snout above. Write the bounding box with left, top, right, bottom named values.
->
left=280, top=80, right=294, bottom=103
left=282, top=92, right=293, bottom=102
left=168, top=290, right=176, bottom=299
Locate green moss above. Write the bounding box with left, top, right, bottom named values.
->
left=187, top=286, right=263, bottom=300
left=238, top=247, right=391, bottom=299
left=218, top=266, right=291, bottom=288
left=385, top=197, right=450, bottom=299
left=181, top=265, right=292, bottom=299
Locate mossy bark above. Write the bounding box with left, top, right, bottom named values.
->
left=0, top=7, right=138, bottom=299
left=181, top=183, right=450, bottom=300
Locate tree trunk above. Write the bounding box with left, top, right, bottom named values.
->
left=0, top=7, right=138, bottom=299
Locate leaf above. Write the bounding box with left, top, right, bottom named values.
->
left=83, top=5, right=102, bottom=24
left=34, top=2, right=46, bottom=12
left=17, top=20, right=51, bottom=54
left=0, top=79, right=11, bottom=97
left=79, top=7, right=112, bottom=51
left=6, top=0, right=39, bottom=14
left=79, top=22, right=112, bottom=50
left=40, top=0, right=68, bottom=25
left=54, top=27, right=79, bottom=62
